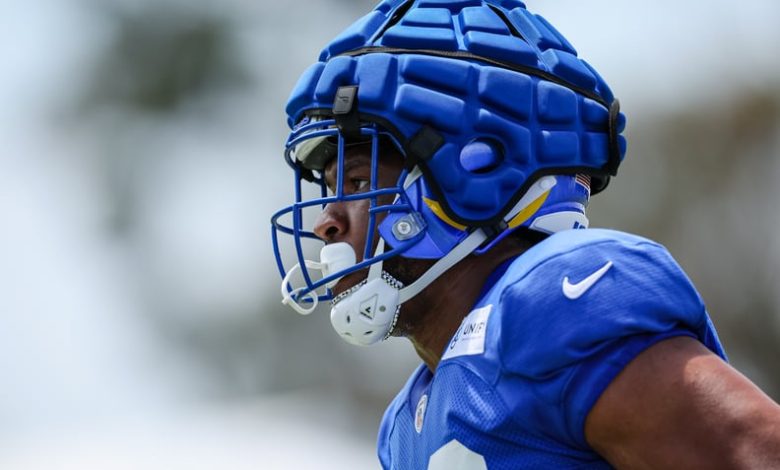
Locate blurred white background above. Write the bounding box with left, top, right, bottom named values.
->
left=1, top=0, right=778, bottom=468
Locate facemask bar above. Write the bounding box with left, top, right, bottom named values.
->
left=271, top=119, right=425, bottom=309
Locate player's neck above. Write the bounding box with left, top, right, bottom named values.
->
left=405, top=237, right=532, bottom=372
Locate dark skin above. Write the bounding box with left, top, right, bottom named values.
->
left=313, top=143, right=780, bottom=468
left=313, top=143, right=527, bottom=367
left=586, top=336, right=780, bottom=469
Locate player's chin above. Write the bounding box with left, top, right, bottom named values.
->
left=331, top=269, right=369, bottom=299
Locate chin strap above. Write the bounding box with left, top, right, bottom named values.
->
left=329, top=165, right=493, bottom=346
left=329, top=228, right=487, bottom=346
left=398, top=228, right=487, bottom=303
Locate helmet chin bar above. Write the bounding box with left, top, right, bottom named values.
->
left=330, top=229, right=488, bottom=346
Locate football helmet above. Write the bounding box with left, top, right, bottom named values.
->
left=271, top=0, right=627, bottom=345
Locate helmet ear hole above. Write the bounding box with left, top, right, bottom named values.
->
left=459, top=139, right=504, bottom=174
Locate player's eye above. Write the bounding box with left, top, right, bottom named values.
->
left=324, top=178, right=369, bottom=196
left=351, top=178, right=370, bottom=193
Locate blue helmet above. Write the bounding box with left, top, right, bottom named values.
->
left=272, top=0, right=626, bottom=345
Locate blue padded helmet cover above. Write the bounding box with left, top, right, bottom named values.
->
left=285, top=0, right=627, bottom=227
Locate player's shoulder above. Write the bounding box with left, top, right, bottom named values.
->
left=508, top=228, right=668, bottom=277
left=491, top=228, right=685, bottom=297
left=484, top=228, right=710, bottom=375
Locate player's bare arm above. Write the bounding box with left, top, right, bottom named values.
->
left=586, top=336, right=780, bottom=469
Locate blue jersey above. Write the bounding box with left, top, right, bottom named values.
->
left=377, top=229, right=726, bottom=469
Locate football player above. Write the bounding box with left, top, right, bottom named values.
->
left=271, top=0, right=780, bottom=468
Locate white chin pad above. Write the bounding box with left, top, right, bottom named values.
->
left=320, top=243, right=356, bottom=288
left=330, top=277, right=400, bottom=347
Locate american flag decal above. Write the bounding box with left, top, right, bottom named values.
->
left=575, top=174, right=591, bottom=193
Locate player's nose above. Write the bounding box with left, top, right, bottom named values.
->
left=313, top=202, right=349, bottom=243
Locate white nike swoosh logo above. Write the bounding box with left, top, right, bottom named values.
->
left=562, top=261, right=613, bottom=300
